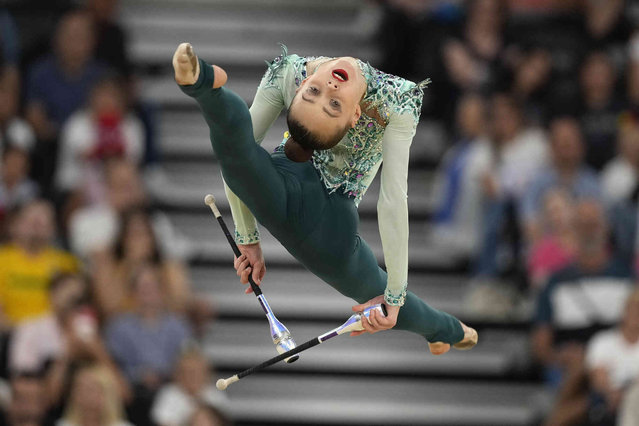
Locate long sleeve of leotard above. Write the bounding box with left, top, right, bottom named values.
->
left=378, top=111, right=416, bottom=306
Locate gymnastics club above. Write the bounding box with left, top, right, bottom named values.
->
left=204, top=194, right=299, bottom=364
left=216, top=304, right=387, bottom=390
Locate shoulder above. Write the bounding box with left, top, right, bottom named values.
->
left=362, top=63, right=426, bottom=125
left=261, top=45, right=305, bottom=87
left=28, top=55, right=55, bottom=78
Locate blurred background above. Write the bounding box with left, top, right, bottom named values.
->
left=0, top=0, right=639, bottom=425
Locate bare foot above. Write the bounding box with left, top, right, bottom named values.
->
left=173, top=43, right=199, bottom=85
left=428, top=322, right=478, bottom=355
left=172, top=42, right=228, bottom=88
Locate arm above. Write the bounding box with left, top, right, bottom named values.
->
left=377, top=111, right=416, bottom=307
left=351, top=112, right=416, bottom=335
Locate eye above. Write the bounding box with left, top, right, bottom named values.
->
left=330, top=99, right=341, bottom=109
left=308, top=86, right=319, bottom=95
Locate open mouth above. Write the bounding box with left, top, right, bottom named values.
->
left=332, top=69, right=349, bottom=82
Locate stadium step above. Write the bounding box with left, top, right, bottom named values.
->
left=204, top=319, right=532, bottom=378
left=217, top=374, right=546, bottom=425
left=168, top=213, right=469, bottom=271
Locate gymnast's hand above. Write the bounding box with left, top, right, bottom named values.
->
left=350, top=295, right=399, bottom=336
left=234, top=242, right=266, bottom=293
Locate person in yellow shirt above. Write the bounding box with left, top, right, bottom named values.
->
left=0, top=200, right=79, bottom=324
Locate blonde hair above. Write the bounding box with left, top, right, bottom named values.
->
left=63, top=364, right=126, bottom=425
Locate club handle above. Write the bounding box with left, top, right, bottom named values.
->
left=214, top=215, right=263, bottom=296
left=238, top=337, right=320, bottom=380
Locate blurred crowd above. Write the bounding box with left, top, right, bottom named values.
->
left=0, top=0, right=225, bottom=425
left=379, top=0, right=639, bottom=425
left=3, top=0, right=639, bottom=425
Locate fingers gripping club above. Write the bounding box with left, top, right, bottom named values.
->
left=204, top=194, right=299, bottom=363
left=216, top=304, right=387, bottom=390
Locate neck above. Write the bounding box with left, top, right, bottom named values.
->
left=139, top=306, right=161, bottom=322
left=18, top=239, right=45, bottom=256
left=284, top=138, right=313, bottom=162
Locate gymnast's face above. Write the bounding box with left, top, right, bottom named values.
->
left=289, top=57, right=366, bottom=144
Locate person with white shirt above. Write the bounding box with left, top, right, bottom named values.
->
left=586, top=290, right=639, bottom=422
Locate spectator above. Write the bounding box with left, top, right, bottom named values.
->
left=68, top=159, right=186, bottom=262
left=526, top=189, right=576, bottom=290
left=430, top=93, right=491, bottom=256
left=521, top=117, right=601, bottom=242
left=55, top=76, right=144, bottom=201
left=0, top=68, right=35, bottom=153
left=9, top=273, right=127, bottom=408
left=619, top=380, right=639, bottom=426
left=0, top=374, right=50, bottom=426
left=24, top=9, right=106, bottom=191
left=0, top=200, right=79, bottom=325
left=509, top=48, right=553, bottom=126
left=92, top=208, right=193, bottom=319
left=0, top=146, right=39, bottom=238
left=474, top=93, right=548, bottom=276
left=601, top=118, right=639, bottom=205
left=151, top=347, right=228, bottom=426
left=86, top=0, right=130, bottom=78
left=580, top=0, right=630, bottom=63
left=577, top=51, right=623, bottom=171
left=442, top=0, right=509, bottom=95
left=67, top=159, right=145, bottom=258
left=105, top=263, right=192, bottom=425
left=188, top=405, right=232, bottom=426
left=57, top=364, right=132, bottom=426
left=85, top=0, right=159, bottom=166
left=532, top=200, right=634, bottom=425
left=586, top=290, right=639, bottom=425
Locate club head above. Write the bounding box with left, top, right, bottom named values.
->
left=276, top=334, right=299, bottom=363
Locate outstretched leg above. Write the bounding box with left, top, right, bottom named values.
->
left=173, top=43, right=287, bottom=231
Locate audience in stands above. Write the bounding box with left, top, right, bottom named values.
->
left=55, top=76, right=145, bottom=203
left=526, top=189, right=576, bottom=290
left=577, top=51, right=622, bottom=171
left=585, top=290, right=639, bottom=425
left=0, top=374, right=50, bottom=426
left=9, top=273, right=128, bottom=409
left=430, top=93, right=490, bottom=257
left=24, top=10, right=107, bottom=192
left=151, top=347, right=228, bottom=426
left=619, top=380, right=639, bottom=426
left=532, top=200, right=634, bottom=425
left=474, top=93, right=548, bottom=277
left=0, top=200, right=78, bottom=325
left=57, top=364, right=132, bottom=426
left=601, top=118, right=639, bottom=205
left=0, top=146, right=39, bottom=238
left=105, top=263, right=192, bottom=425
left=187, top=405, right=232, bottom=426
left=5, top=1, right=639, bottom=424
left=92, top=207, right=194, bottom=319
left=508, top=47, right=553, bottom=126
left=0, top=68, right=35, bottom=153
left=68, top=159, right=145, bottom=258
left=521, top=117, right=601, bottom=242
